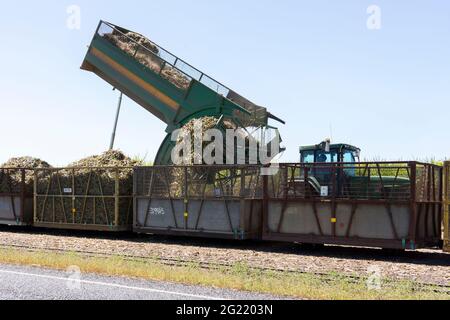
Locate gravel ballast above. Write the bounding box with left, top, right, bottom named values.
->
left=0, top=230, right=447, bottom=286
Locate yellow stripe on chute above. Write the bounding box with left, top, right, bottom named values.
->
left=91, top=47, right=179, bottom=111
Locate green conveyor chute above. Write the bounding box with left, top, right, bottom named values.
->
left=81, top=21, right=284, bottom=164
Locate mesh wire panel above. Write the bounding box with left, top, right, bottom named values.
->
left=0, top=169, right=24, bottom=194
left=415, top=164, right=442, bottom=202
left=268, top=163, right=416, bottom=200
left=134, top=166, right=263, bottom=200
left=0, top=169, right=35, bottom=194
left=35, top=168, right=133, bottom=226
left=135, top=167, right=185, bottom=198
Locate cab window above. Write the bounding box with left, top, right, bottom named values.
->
left=301, top=151, right=315, bottom=163
left=343, top=150, right=356, bottom=163
left=315, top=151, right=338, bottom=163
left=342, top=150, right=357, bottom=176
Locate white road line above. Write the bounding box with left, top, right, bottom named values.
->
left=0, top=269, right=225, bottom=300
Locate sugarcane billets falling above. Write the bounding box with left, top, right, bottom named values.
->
left=164, top=117, right=255, bottom=198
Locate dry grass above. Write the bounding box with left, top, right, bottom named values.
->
left=0, top=247, right=447, bottom=300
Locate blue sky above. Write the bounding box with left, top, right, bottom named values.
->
left=0, top=1, right=449, bottom=165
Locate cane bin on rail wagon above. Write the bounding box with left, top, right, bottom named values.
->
left=33, top=167, right=133, bottom=231
left=133, top=166, right=263, bottom=239
left=262, top=162, right=443, bottom=250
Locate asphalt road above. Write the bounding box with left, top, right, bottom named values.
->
left=0, top=264, right=284, bottom=300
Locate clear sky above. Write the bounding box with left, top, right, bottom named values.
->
left=0, top=1, right=449, bottom=166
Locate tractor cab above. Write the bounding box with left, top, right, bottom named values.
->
left=300, top=141, right=361, bottom=165
left=296, top=141, right=409, bottom=199
left=297, top=141, right=361, bottom=196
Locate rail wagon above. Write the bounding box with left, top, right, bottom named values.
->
left=0, top=163, right=447, bottom=252
left=262, top=162, right=442, bottom=250
left=132, top=162, right=445, bottom=251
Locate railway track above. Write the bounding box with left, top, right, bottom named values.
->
left=1, top=243, right=449, bottom=295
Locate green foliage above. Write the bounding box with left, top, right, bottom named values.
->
left=132, top=153, right=153, bottom=166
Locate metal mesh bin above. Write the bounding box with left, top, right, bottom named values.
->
left=34, top=167, right=133, bottom=231
left=133, top=165, right=263, bottom=239
left=262, top=162, right=443, bottom=250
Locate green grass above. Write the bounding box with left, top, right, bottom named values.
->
left=0, top=247, right=447, bottom=300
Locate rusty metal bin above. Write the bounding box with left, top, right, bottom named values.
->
left=133, top=166, right=263, bottom=239
left=444, top=161, right=450, bottom=252
left=34, top=167, right=133, bottom=231
left=263, top=162, right=443, bottom=250
left=0, top=168, right=33, bottom=225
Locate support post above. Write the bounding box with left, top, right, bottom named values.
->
left=20, top=169, right=25, bottom=224
left=408, top=162, right=417, bottom=249
left=115, top=168, right=120, bottom=227
left=109, top=92, right=123, bottom=150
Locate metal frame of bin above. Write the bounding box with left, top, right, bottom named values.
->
left=444, top=161, right=449, bottom=252
left=133, top=165, right=263, bottom=240
left=0, top=168, right=33, bottom=225
left=262, top=162, right=443, bottom=250
left=33, top=167, right=133, bottom=232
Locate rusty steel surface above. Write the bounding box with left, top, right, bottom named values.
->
left=262, top=162, right=443, bottom=250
